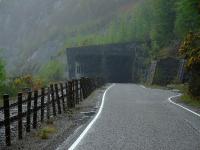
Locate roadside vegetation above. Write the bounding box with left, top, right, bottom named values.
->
left=168, top=84, right=200, bottom=108
left=177, top=32, right=200, bottom=107
left=181, top=93, right=200, bottom=108
left=0, top=74, right=45, bottom=106
left=179, top=32, right=200, bottom=97
left=38, top=124, right=57, bottom=140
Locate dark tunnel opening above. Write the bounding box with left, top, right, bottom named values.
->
left=105, top=55, right=133, bottom=83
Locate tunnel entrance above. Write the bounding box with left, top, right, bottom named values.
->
left=105, top=55, right=133, bottom=83
left=66, top=42, right=145, bottom=83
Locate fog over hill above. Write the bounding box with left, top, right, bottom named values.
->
left=0, top=0, right=135, bottom=76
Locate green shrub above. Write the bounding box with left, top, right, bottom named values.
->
left=38, top=125, right=56, bottom=139
left=38, top=60, right=65, bottom=83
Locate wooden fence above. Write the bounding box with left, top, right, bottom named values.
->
left=0, top=77, right=104, bottom=146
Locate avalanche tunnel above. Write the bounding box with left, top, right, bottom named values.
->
left=66, top=42, right=144, bottom=83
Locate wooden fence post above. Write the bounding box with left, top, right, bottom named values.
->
left=89, top=78, right=92, bottom=94
left=60, top=83, right=65, bottom=111
left=72, top=80, right=76, bottom=107
left=87, top=78, right=90, bottom=96
left=83, top=77, right=87, bottom=99
left=75, top=80, right=79, bottom=104
left=55, top=84, right=62, bottom=114
left=85, top=78, right=89, bottom=97
left=65, top=82, right=69, bottom=108
left=74, top=80, right=77, bottom=104
left=79, top=79, right=82, bottom=102
left=50, top=84, right=56, bottom=116
left=40, top=88, right=45, bottom=122
left=18, top=93, right=23, bottom=139
left=67, top=81, right=73, bottom=108
left=26, top=91, right=32, bottom=132
left=33, top=90, right=38, bottom=129
left=1, top=77, right=102, bottom=147
left=80, top=77, right=86, bottom=99
left=3, top=94, right=11, bottom=146
left=46, top=87, right=50, bottom=120
left=71, top=80, right=74, bottom=106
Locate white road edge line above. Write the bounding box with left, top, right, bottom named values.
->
left=168, top=94, right=200, bottom=117
left=140, top=85, right=200, bottom=118
left=65, top=84, right=115, bottom=150
left=140, top=85, right=146, bottom=89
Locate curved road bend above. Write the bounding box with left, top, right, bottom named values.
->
left=69, top=84, right=200, bottom=150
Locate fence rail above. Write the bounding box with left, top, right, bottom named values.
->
left=0, top=77, right=104, bottom=146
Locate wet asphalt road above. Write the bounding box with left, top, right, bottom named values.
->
left=72, top=84, right=200, bottom=150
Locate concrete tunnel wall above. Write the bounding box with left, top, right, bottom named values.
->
left=66, top=42, right=146, bottom=83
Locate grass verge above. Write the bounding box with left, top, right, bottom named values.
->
left=168, top=84, right=200, bottom=108
left=38, top=125, right=57, bottom=139
left=144, top=84, right=170, bottom=90
left=181, top=94, right=200, bottom=108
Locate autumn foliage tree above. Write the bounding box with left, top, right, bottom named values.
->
left=14, top=75, right=44, bottom=91
left=179, top=32, right=200, bottom=97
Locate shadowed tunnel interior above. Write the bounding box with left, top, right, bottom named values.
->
left=105, top=55, right=133, bottom=83
left=77, top=55, right=133, bottom=83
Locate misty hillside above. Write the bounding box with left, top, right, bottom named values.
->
left=0, top=0, right=135, bottom=75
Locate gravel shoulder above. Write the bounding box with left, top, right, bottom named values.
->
left=1, top=85, right=109, bottom=150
